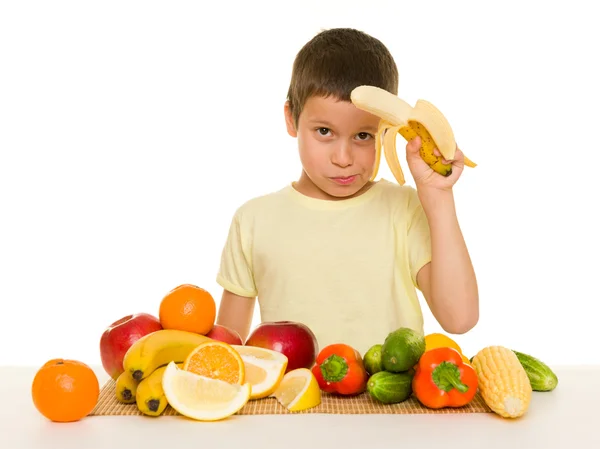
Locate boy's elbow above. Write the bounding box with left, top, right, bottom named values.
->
left=441, top=311, right=479, bottom=335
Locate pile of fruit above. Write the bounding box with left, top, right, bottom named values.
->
left=31, top=284, right=558, bottom=423
left=31, top=284, right=322, bottom=422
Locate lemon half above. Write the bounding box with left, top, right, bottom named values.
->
left=269, top=368, right=321, bottom=412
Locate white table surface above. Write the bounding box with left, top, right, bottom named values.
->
left=2, top=364, right=598, bottom=449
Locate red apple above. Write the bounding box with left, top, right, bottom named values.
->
left=206, top=324, right=243, bottom=345
left=245, top=321, right=319, bottom=372
left=100, top=313, right=163, bottom=379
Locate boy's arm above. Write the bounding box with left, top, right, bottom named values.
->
left=216, top=289, right=256, bottom=342
left=416, top=188, right=479, bottom=334
left=404, top=137, right=479, bottom=334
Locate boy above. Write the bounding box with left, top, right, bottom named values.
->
left=214, top=28, right=478, bottom=356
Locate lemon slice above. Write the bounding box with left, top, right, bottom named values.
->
left=161, top=362, right=251, bottom=421
left=231, top=345, right=288, bottom=399
left=269, top=368, right=321, bottom=412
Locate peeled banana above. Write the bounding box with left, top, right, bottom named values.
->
left=122, top=329, right=212, bottom=381
left=115, top=370, right=139, bottom=404
left=350, top=85, right=477, bottom=185
left=135, top=363, right=182, bottom=417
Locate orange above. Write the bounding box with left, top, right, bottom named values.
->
left=31, top=359, right=100, bottom=422
left=183, top=341, right=245, bottom=385
left=159, top=284, right=216, bottom=335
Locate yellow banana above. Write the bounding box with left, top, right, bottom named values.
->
left=350, top=85, right=477, bottom=185
left=115, top=370, right=139, bottom=404
left=135, top=363, right=183, bottom=417
left=122, top=329, right=212, bottom=381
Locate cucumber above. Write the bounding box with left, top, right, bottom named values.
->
left=512, top=350, right=558, bottom=392
left=367, top=371, right=414, bottom=404
left=381, top=327, right=426, bottom=372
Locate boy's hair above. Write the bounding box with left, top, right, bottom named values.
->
left=286, top=28, right=399, bottom=128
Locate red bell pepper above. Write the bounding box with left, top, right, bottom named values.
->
left=412, top=347, right=478, bottom=409
left=311, top=344, right=368, bottom=395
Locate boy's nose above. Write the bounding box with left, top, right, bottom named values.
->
left=331, top=140, right=354, bottom=167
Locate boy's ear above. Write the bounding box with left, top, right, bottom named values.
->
left=284, top=101, right=297, bottom=137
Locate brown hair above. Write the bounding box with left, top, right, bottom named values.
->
left=286, top=28, right=399, bottom=128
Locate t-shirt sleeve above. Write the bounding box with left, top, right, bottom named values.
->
left=406, top=189, right=432, bottom=290
left=216, top=207, right=258, bottom=297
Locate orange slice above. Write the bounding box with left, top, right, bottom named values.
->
left=183, top=341, right=245, bottom=385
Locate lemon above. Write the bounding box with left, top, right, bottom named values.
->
left=231, top=345, right=288, bottom=400
left=161, top=362, right=251, bottom=421
left=269, top=368, right=321, bottom=412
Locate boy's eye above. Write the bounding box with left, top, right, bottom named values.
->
left=317, top=127, right=330, bottom=136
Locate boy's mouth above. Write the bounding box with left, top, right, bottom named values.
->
left=331, top=175, right=357, bottom=185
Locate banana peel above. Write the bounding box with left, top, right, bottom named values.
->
left=350, top=85, right=476, bottom=185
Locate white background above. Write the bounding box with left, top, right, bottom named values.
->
left=1, top=0, right=598, bottom=369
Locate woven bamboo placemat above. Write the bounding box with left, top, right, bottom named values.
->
left=91, top=379, right=492, bottom=416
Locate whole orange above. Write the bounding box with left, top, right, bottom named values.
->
left=159, top=284, right=216, bottom=335
left=31, top=359, right=100, bottom=422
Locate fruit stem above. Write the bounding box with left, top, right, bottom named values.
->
left=320, top=354, right=348, bottom=382
left=432, top=361, right=469, bottom=393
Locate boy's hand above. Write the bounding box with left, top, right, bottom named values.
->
left=405, top=136, right=465, bottom=191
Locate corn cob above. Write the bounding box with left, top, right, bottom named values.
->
left=471, top=346, right=532, bottom=418
left=350, top=85, right=476, bottom=185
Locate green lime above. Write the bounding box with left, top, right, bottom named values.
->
left=381, top=327, right=426, bottom=372
left=363, top=344, right=383, bottom=375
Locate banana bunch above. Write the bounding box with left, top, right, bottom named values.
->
left=115, top=329, right=212, bottom=416
left=116, top=361, right=184, bottom=416
left=350, top=85, right=477, bottom=185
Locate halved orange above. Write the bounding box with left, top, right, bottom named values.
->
left=183, top=341, right=245, bottom=385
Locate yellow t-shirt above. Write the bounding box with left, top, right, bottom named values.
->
left=216, top=179, right=432, bottom=356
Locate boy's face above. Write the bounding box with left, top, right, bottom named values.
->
left=284, top=95, right=380, bottom=201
